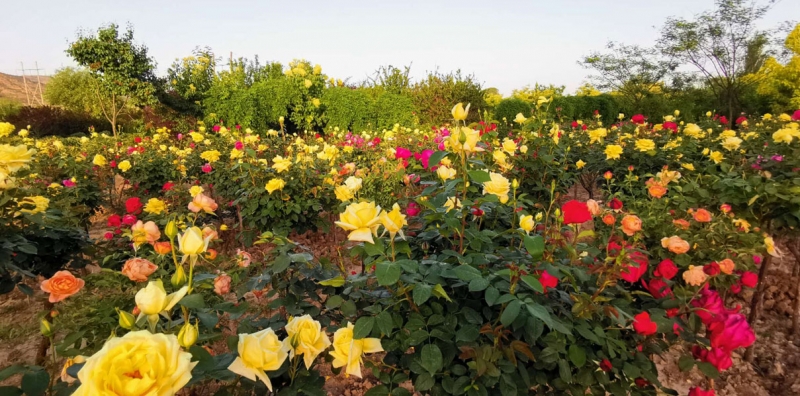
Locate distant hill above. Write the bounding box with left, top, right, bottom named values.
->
left=0, top=72, right=50, bottom=105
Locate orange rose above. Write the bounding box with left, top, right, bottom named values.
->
left=188, top=193, right=218, bottom=214
left=131, top=220, right=161, bottom=247
left=41, top=271, right=85, bottom=302
left=692, top=208, right=712, bottom=223
left=205, top=248, right=218, bottom=260
left=718, top=258, right=735, bottom=275
left=202, top=226, right=219, bottom=241
left=682, top=265, right=707, bottom=286
left=121, top=258, right=158, bottom=282
left=586, top=199, right=602, bottom=216
left=647, top=183, right=667, bottom=199
left=620, top=215, right=642, bottom=236
left=661, top=236, right=690, bottom=254
left=152, top=241, right=172, bottom=255
left=214, top=273, right=231, bottom=295
left=672, top=219, right=690, bottom=230
left=602, top=213, right=615, bottom=225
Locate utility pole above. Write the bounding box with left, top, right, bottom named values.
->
left=34, top=62, right=44, bottom=104
left=20, top=62, right=30, bottom=106
left=17, top=62, right=46, bottom=106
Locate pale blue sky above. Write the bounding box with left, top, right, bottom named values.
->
left=2, top=0, right=797, bottom=95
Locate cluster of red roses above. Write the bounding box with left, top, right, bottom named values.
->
left=103, top=197, right=143, bottom=240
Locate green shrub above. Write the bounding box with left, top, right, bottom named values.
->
left=493, top=98, right=531, bottom=123
left=5, top=106, right=110, bottom=137
left=322, top=87, right=373, bottom=132
left=0, top=98, right=22, bottom=121
left=373, top=92, right=416, bottom=130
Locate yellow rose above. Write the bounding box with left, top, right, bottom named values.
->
left=576, top=159, right=586, bottom=169
left=335, top=185, right=354, bottom=202
left=344, top=176, right=362, bottom=192
left=513, top=113, right=527, bottom=124
left=335, top=201, right=381, bottom=243
left=483, top=172, right=510, bottom=203
left=451, top=103, right=470, bottom=121
left=228, top=328, right=289, bottom=391
left=118, top=160, right=132, bottom=172
left=144, top=198, right=167, bottom=215
left=177, top=320, right=199, bottom=348
left=437, top=165, right=457, bottom=181
left=18, top=196, right=49, bottom=215
left=189, top=185, right=204, bottom=197
left=604, top=145, right=623, bottom=160
left=708, top=151, right=724, bottom=164
left=379, top=203, right=407, bottom=239
left=134, top=280, right=188, bottom=328
left=764, top=236, right=780, bottom=257
left=73, top=330, right=195, bottom=396
left=0, top=122, right=14, bottom=137
left=0, top=144, right=36, bottom=174
left=200, top=150, right=221, bottom=163
left=635, top=139, right=656, bottom=152
left=502, top=138, right=517, bottom=154
left=448, top=127, right=482, bottom=154
left=130, top=220, right=161, bottom=247
left=285, top=315, right=331, bottom=369
left=519, top=215, right=534, bottom=233
left=721, top=136, right=742, bottom=151
left=177, top=226, right=210, bottom=256
left=329, top=322, right=383, bottom=378
left=519, top=145, right=528, bottom=154
left=92, top=154, right=107, bottom=167
left=265, top=178, right=286, bottom=194
left=272, top=155, right=292, bottom=173
left=444, top=197, right=462, bottom=212
left=681, top=163, right=695, bottom=171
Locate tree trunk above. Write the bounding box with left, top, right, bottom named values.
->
left=744, top=253, right=772, bottom=362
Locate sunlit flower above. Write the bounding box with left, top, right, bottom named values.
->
left=335, top=202, right=381, bottom=243
left=117, top=160, right=132, bottom=172
left=285, top=315, right=331, bottom=369
left=265, top=178, right=286, bottom=194
left=329, top=322, right=383, bottom=378
left=227, top=328, right=288, bottom=391
left=604, top=144, right=623, bottom=160
left=143, top=198, right=167, bottom=215
left=683, top=265, right=708, bottom=286
left=483, top=172, right=510, bottom=203
left=188, top=193, right=218, bottom=214
left=635, top=139, right=656, bottom=152
left=379, top=203, right=407, bottom=239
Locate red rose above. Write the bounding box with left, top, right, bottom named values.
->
left=103, top=232, right=113, bottom=240
left=634, top=378, right=649, bottom=388
left=708, top=313, right=755, bottom=352
left=122, top=214, right=137, bottom=226
left=599, top=359, right=612, bottom=372
left=703, top=262, right=721, bottom=276
left=719, top=116, right=729, bottom=125
left=740, top=271, right=758, bottom=288
left=792, top=109, right=800, bottom=121
left=620, top=259, right=647, bottom=283
left=643, top=278, right=672, bottom=299
left=608, top=197, right=623, bottom=210
left=561, top=200, right=591, bottom=224
left=666, top=308, right=680, bottom=318
left=631, top=114, right=645, bottom=124
left=663, top=121, right=678, bottom=132
left=735, top=116, right=747, bottom=125
left=125, top=197, right=143, bottom=214
left=163, top=182, right=175, bottom=191
left=633, top=312, right=657, bottom=336
left=134, top=136, right=142, bottom=143
left=730, top=282, right=742, bottom=294
left=702, top=347, right=732, bottom=371
left=539, top=271, right=558, bottom=291
left=570, top=121, right=578, bottom=128
left=654, top=259, right=678, bottom=280
left=689, top=387, right=716, bottom=396
left=107, top=214, right=122, bottom=228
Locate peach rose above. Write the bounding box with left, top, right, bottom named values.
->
left=620, top=215, right=642, bottom=236
left=586, top=199, right=602, bottom=216
left=152, top=241, right=172, bottom=255
left=236, top=249, right=252, bottom=268
left=41, top=271, right=85, bottom=302
left=661, top=236, right=690, bottom=254
left=648, top=183, right=667, bottom=199
left=602, top=213, right=615, bottom=225
left=682, top=265, right=707, bottom=286
left=672, top=219, right=691, bottom=230
left=202, top=226, right=218, bottom=241
left=205, top=248, right=218, bottom=260
left=121, top=258, right=158, bottom=282
left=214, top=274, right=231, bottom=295
left=692, top=208, right=712, bottom=223
left=718, top=258, right=735, bottom=275
left=188, top=193, right=218, bottom=214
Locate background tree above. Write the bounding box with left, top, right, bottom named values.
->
left=66, top=24, right=157, bottom=136
left=43, top=67, right=103, bottom=117
left=658, top=0, right=777, bottom=125
left=158, top=47, right=218, bottom=117
left=755, top=23, right=800, bottom=112
left=581, top=42, right=677, bottom=112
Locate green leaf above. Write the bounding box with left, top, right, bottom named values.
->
left=697, top=362, right=719, bottom=379
left=456, top=325, right=480, bottom=342
left=0, top=387, right=22, bottom=396
left=413, top=284, right=433, bottom=305
left=364, top=385, right=390, bottom=396
left=353, top=316, right=375, bottom=339
left=453, top=265, right=482, bottom=282
left=0, top=365, right=25, bottom=381
left=420, top=344, right=443, bottom=375
left=325, top=295, right=344, bottom=309
left=21, top=369, right=48, bottom=396
left=468, top=170, right=491, bottom=183
left=319, top=276, right=345, bottom=287
left=427, top=151, right=449, bottom=169
left=271, top=253, right=291, bottom=273
left=520, top=275, right=543, bottom=293
left=469, top=278, right=490, bottom=291
left=376, top=262, right=402, bottom=286
left=415, top=373, right=435, bottom=391
left=340, top=300, right=357, bottom=317
left=678, top=355, right=695, bottom=372
left=179, top=294, right=205, bottom=309
left=432, top=284, right=452, bottom=302
left=376, top=311, right=394, bottom=335
left=485, top=286, right=500, bottom=306
left=500, top=299, right=522, bottom=326
left=568, top=345, right=586, bottom=368
left=524, top=235, right=545, bottom=259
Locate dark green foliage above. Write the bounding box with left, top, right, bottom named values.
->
left=493, top=98, right=532, bottom=123
left=5, top=106, right=110, bottom=137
